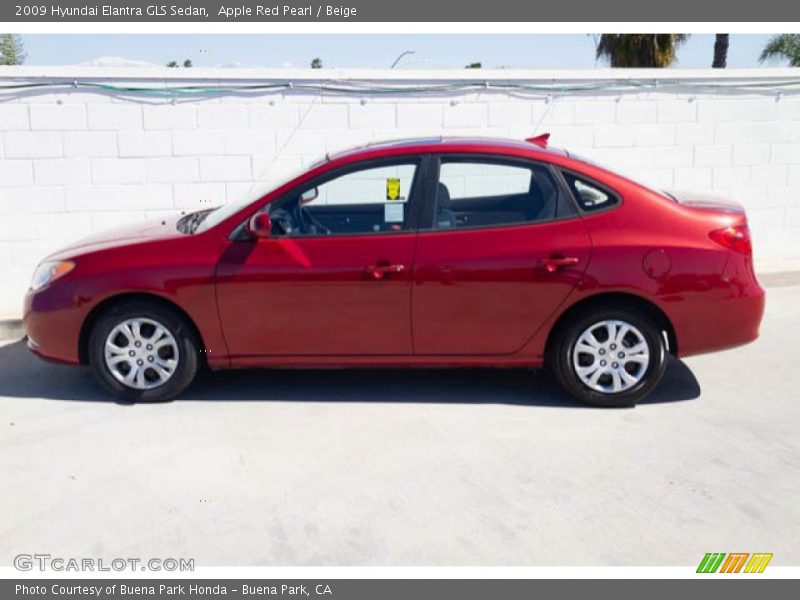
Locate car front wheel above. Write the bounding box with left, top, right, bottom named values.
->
left=88, top=300, right=200, bottom=402
left=549, top=307, right=667, bottom=408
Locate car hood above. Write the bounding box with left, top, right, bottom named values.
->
left=47, top=213, right=185, bottom=259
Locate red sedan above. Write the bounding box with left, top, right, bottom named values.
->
left=23, top=136, right=764, bottom=407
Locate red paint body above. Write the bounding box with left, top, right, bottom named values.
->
left=23, top=138, right=765, bottom=370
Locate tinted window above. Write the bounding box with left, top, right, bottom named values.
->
left=269, top=162, right=418, bottom=236
left=562, top=172, right=619, bottom=212
left=434, top=160, right=560, bottom=230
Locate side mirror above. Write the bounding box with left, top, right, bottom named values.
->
left=247, top=212, right=272, bottom=239
left=299, top=187, right=318, bottom=205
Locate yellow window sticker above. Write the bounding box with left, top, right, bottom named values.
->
left=386, top=178, right=401, bottom=201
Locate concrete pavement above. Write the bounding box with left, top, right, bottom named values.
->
left=0, top=287, right=798, bottom=566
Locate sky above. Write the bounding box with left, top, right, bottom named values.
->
left=16, top=34, right=787, bottom=69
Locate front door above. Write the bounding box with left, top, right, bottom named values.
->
left=412, top=156, right=592, bottom=355
left=216, top=158, right=425, bottom=357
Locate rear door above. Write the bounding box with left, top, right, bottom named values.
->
left=412, top=155, right=592, bottom=355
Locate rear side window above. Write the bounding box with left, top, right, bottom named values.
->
left=562, top=172, right=619, bottom=212
left=434, top=160, right=561, bottom=230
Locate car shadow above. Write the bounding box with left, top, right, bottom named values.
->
left=0, top=338, right=700, bottom=407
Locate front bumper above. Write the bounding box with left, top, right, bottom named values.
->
left=23, top=286, right=86, bottom=365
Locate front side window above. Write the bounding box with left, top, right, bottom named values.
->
left=269, top=162, right=418, bottom=236
left=433, top=159, right=561, bottom=230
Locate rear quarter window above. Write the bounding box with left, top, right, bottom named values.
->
left=561, top=171, right=620, bottom=212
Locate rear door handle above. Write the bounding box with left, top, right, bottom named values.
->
left=540, top=256, right=580, bottom=273
left=365, top=263, right=405, bottom=280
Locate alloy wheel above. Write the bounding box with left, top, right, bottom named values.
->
left=571, top=319, right=651, bottom=394
left=103, top=317, right=180, bottom=390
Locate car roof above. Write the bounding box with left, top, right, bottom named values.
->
left=327, top=136, right=569, bottom=162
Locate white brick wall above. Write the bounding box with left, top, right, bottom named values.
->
left=29, top=104, right=87, bottom=130
left=1, top=66, right=799, bottom=316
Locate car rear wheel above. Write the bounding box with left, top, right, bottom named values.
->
left=549, top=307, right=667, bottom=407
left=88, top=300, right=199, bottom=402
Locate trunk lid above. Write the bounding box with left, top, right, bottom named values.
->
left=668, top=191, right=745, bottom=214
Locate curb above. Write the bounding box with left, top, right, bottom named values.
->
left=0, top=319, right=23, bottom=342
left=758, top=270, right=800, bottom=289
left=1, top=272, right=799, bottom=342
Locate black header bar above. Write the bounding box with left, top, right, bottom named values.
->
left=4, top=0, right=799, bottom=22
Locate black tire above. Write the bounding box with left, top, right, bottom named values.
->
left=548, top=306, right=668, bottom=408
left=88, top=299, right=200, bottom=402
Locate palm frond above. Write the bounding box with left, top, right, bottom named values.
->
left=760, top=34, right=800, bottom=67
left=596, top=34, right=689, bottom=68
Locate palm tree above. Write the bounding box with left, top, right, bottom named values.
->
left=712, top=34, right=729, bottom=68
left=0, top=34, right=26, bottom=65
left=760, top=34, right=800, bottom=67
left=596, top=34, right=689, bottom=68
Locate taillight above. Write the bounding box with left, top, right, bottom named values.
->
left=709, top=225, right=752, bottom=255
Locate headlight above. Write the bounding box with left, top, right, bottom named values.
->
left=30, top=260, right=75, bottom=292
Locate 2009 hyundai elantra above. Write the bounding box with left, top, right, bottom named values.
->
left=23, top=136, right=765, bottom=407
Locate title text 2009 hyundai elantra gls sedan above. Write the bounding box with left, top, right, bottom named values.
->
left=23, top=136, right=764, bottom=407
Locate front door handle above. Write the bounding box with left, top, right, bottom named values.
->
left=540, top=255, right=580, bottom=273
left=365, top=263, right=405, bottom=280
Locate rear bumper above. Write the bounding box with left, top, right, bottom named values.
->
left=675, top=291, right=764, bottom=357
left=670, top=274, right=765, bottom=358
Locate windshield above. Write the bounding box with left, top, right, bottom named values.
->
left=194, top=157, right=324, bottom=233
